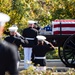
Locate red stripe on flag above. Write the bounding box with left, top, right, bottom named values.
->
left=54, top=31, right=75, bottom=34
left=54, top=24, right=75, bottom=28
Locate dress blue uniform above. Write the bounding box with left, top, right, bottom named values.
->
left=22, top=20, right=38, bottom=69
left=32, top=35, right=55, bottom=71
left=4, top=25, right=28, bottom=69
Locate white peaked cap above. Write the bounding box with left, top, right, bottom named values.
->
left=9, top=25, right=18, bottom=32
left=12, top=25, right=18, bottom=29
left=36, top=35, right=46, bottom=41
left=35, top=21, right=38, bottom=23
left=28, top=20, right=36, bottom=24
left=0, top=13, right=10, bottom=26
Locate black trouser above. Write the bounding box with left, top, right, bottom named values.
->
left=34, top=59, right=46, bottom=66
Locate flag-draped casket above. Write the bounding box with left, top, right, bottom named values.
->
left=52, top=20, right=75, bottom=35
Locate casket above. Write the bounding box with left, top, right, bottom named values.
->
left=52, top=20, right=75, bottom=35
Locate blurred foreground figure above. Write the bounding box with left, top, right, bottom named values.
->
left=0, top=13, right=18, bottom=75
left=32, top=35, right=55, bottom=71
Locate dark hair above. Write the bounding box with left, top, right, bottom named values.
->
left=38, top=40, right=44, bottom=45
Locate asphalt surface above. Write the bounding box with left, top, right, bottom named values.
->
left=18, top=59, right=70, bottom=72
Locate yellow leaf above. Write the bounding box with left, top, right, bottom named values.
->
left=46, top=0, right=50, bottom=3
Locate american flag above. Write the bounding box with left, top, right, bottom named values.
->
left=43, top=25, right=52, bottom=31
left=52, top=20, right=75, bottom=35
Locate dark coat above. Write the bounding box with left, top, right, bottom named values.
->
left=22, top=27, right=38, bottom=47
left=4, top=35, right=28, bottom=48
left=4, top=35, right=28, bottom=61
left=32, top=44, right=54, bottom=66
left=0, top=40, right=18, bottom=75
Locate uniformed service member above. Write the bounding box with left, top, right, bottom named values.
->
left=4, top=25, right=28, bottom=69
left=32, top=35, right=55, bottom=71
left=22, top=20, right=38, bottom=69
left=0, top=13, right=19, bottom=75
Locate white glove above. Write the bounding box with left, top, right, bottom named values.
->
left=16, top=32, right=21, bottom=36
left=44, top=40, right=50, bottom=44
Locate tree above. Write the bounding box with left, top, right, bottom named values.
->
left=1, top=0, right=75, bottom=59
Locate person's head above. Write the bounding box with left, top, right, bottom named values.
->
left=28, top=20, right=36, bottom=28
left=36, top=35, right=46, bottom=45
left=8, top=25, right=18, bottom=36
left=34, top=21, right=39, bottom=29
left=0, top=13, right=10, bottom=37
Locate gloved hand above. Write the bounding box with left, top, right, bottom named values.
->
left=16, top=32, right=21, bottom=36
left=44, top=40, right=50, bottom=44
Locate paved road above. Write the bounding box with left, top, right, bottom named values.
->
left=18, top=59, right=70, bottom=72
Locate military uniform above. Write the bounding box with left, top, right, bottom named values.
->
left=4, top=34, right=28, bottom=60
left=32, top=44, right=54, bottom=66
left=22, top=20, right=38, bottom=69
left=22, top=27, right=38, bottom=47
left=4, top=25, right=28, bottom=69
left=32, top=35, right=55, bottom=71
left=4, top=35, right=28, bottom=49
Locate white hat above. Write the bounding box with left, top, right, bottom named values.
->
left=35, top=21, right=38, bottom=23
left=8, top=25, right=18, bottom=32
left=28, top=20, right=36, bottom=24
left=36, top=35, right=46, bottom=41
left=0, top=12, right=10, bottom=26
